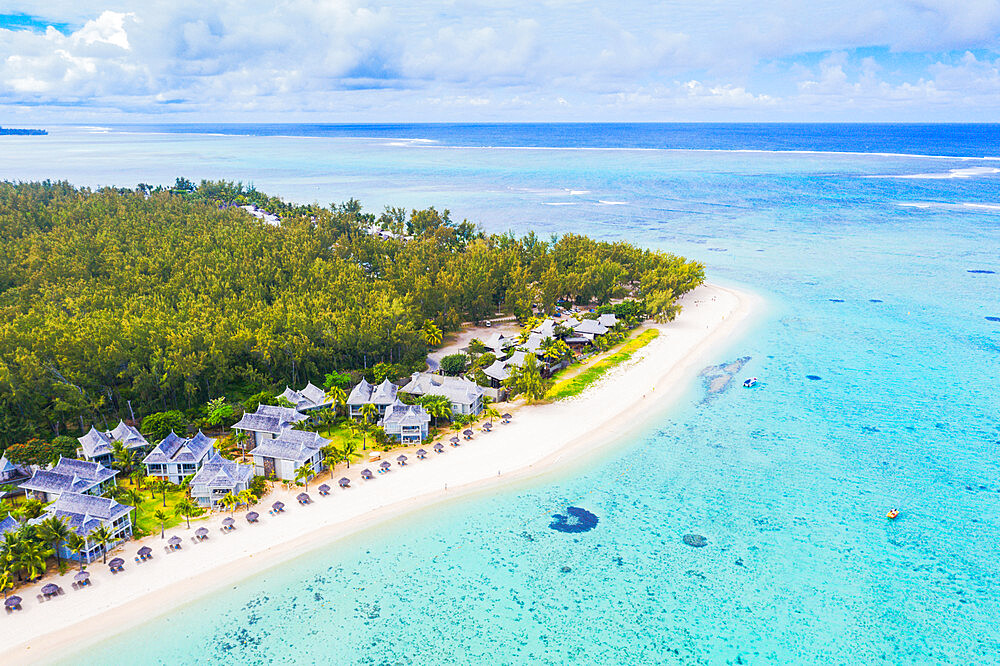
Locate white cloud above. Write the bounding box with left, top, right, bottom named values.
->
left=0, top=0, right=998, bottom=120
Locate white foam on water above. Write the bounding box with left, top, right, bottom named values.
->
left=597, top=200, right=628, bottom=206
left=884, top=166, right=1000, bottom=179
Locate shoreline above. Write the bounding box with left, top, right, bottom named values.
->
left=0, top=282, right=762, bottom=663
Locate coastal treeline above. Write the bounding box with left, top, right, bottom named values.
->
left=0, top=180, right=704, bottom=445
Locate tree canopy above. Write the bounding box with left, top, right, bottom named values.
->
left=0, top=180, right=703, bottom=446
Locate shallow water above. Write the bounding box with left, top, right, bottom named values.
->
left=6, top=125, right=998, bottom=664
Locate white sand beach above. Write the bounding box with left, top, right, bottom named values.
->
left=0, top=282, right=761, bottom=663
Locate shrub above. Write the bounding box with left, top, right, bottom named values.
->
left=440, top=353, right=469, bottom=376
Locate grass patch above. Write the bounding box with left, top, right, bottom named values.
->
left=545, top=329, right=659, bottom=401
left=123, top=480, right=203, bottom=537
left=315, top=421, right=376, bottom=461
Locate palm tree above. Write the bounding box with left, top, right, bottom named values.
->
left=0, top=569, right=11, bottom=600
left=421, top=320, right=443, bottom=347
left=122, top=487, right=144, bottom=520
left=174, top=498, right=198, bottom=529
left=154, top=477, right=170, bottom=507
left=483, top=405, right=501, bottom=422
left=323, top=447, right=339, bottom=480
left=89, top=525, right=114, bottom=564
left=130, top=468, right=146, bottom=491
left=427, top=397, right=452, bottom=427
left=294, top=464, right=313, bottom=490
left=153, top=509, right=169, bottom=539
left=0, top=531, right=20, bottom=580
left=37, top=515, right=72, bottom=567
left=64, top=532, right=87, bottom=571
left=324, top=386, right=347, bottom=419
left=359, top=402, right=378, bottom=425
left=237, top=488, right=255, bottom=509
left=232, top=430, right=251, bottom=462
left=220, top=492, right=238, bottom=514
left=338, top=441, right=358, bottom=469
left=15, top=540, right=52, bottom=581
left=113, top=445, right=138, bottom=476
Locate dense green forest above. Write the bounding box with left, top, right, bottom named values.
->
left=0, top=180, right=704, bottom=447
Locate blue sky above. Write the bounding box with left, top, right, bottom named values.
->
left=1, top=1, right=999, bottom=122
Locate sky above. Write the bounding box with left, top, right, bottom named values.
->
left=1, top=0, right=999, bottom=123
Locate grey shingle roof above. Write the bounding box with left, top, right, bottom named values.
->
left=347, top=378, right=373, bottom=405
left=249, top=428, right=330, bottom=463
left=369, top=379, right=398, bottom=405
left=143, top=431, right=216, bottom=465
left=533, top=319, right=557, bottom=337
left=278, top=383, right=332, bottom=412
left=0, top=515, right=18, bottom=536
left=482, top=360, right=509, bottom=381
left=233, top=404, right=308, bottom=433
left=574, top=319, right=608, bottom=335
left=39, top=492, right=132, bottom=537
left=191, top=451, right=253, bottom=489
left=400, top=373, right=484, bottom=407
left=597, top=313, right=618, bottom=327
left=77, top=421, right=149, bottom=459
left=19, top=457, right=117, bottom=495
left=379, top=399, right=430, bottom=428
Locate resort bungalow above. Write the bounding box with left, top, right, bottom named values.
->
left=232, top=404, right=309, bottom=449
left=0, top=515, right=18, bottom=537
left=277, top=382, right=333, bottom=413
left=143, top=431, right=216, bottom=484
left=378, top=399, right=431, bottom=444
left=19, top=457, right=117, bottom=503
left=0, top=454, right=30, bottom=501
left=77, top=420, right=150, bottom=464
left=484, top=332, right=515, bottom=356
left=597, top=313, right=618, bottom=328
left=346, top=378, right=398, bottom=420
left=249, top=428, right=329, bottom=481
left=573, top=318, right=609, bottom=338
left=189, top=450, right=254, bottom=509
left=401, top=372, right=484, bottom=416
left=33, top=492, right=133, bottom=563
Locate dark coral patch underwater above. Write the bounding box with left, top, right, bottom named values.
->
left=549, top=507, right=599, bottom=533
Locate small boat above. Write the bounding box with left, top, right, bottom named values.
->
left=743, top=377, right=758, bottom=388
left=887, top=509, right=899, bottom=520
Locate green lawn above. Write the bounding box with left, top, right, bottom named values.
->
left=545, top=329, right=659, bottom=401
left=122, top=480, right=205, bottom=537
left=315, top=422, right=375, bottom=462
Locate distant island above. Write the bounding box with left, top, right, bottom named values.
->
left=0, top=126, right=47, bottom=135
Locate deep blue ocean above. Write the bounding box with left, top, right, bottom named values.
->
left=2, top=124, right=998, bottom=664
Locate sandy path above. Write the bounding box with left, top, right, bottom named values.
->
left=0, top=283, right=762, bottom=663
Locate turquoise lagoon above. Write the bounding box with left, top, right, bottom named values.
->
left=4, top=125, right=998, bottom=664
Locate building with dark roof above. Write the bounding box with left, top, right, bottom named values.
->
left=32, top=492, right=133, bottom=562
left=143, top=431, right=216, bottom=484
left=378, top=399, right=431, bottom=444
left=232, top=404, right=309, bottom=449
left=277, top=382, right=333, bottom=413
left=19, top=457, right=118, bottom=503
left=190, top=450, right=254, bottom=509
left=249, top=428, right=330, bottom=482
left=400, top=372, right=484, bottom=416
left=77, top=420, right=150, bottom=464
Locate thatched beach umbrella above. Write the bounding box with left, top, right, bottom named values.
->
left=41, top=583, right=60, bottom=596
left=379, top=461, right=391, bottom=470
left=137, top=546, right=152, bottom=558
left=108, top=558, right=124, bottom=569
left=396, top=455, right=407, bottom=465
left=195, top=527, right=209, bottom=539
left=360, top=469, right=374, bottom=480
left=449, top=436, right=460, bottom=445
left=416, top=449, right=427, bottom=458
left=339, top=477, right=351, bottom=488
left=246, top=511, right=259, bottom=523
left=297, top=492, right=311, bottom=504
left=272, top=501, right=285, bottom=512
left=463, top=429, right=473, bottom=439
left=74, top=570, right=90, bottom=582
left=483, top=422, right=493, bottom=429
left=4, top=596, right=22, bottom=609
left=168, top=536, right=182, bottom=547
left=501, top=413, right=512, bottom=423
left=222, top=517, right=235, bottom=528
left=318, top=483, right=331, bottom=494
left=433, top=442, right=444, bottom=452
